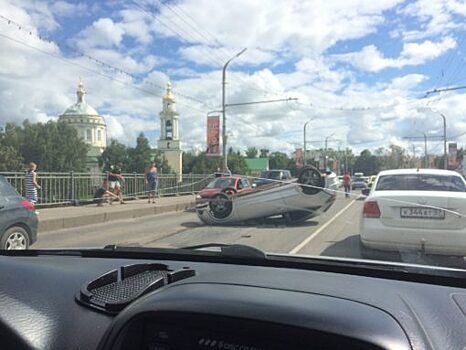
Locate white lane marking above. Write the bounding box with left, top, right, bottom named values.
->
left=288, top=199, right=357, bottom=254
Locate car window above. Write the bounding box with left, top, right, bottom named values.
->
left=376, top=174, right=466, bottom=192
left=242, top=179, right=251, bottom=188
left=206, top=178, right=236, bottom=189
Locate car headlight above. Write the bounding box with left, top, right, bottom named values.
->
left=196, top=194, right=202, bottom=199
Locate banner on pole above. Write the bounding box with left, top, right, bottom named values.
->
left=448, top=142, right=458, bottom=168
left=206, top=116, right=220, bottom=156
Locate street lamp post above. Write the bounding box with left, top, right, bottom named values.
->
left=222, top=48, right=247, bottom=173
left=324, top=133, right=335, bottom=170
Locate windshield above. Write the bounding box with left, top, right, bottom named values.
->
left=376, top=174, right=466, bottom=192
left=206, top=178, right=236, bottom=189
left=2, top=0, right=466, bottom=273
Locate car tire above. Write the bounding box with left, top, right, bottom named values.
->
left=0, top=226, right=30, bottom=250
left=297, top=166, right=325, bottom=195
left=208, top=193, right=233, bottom=220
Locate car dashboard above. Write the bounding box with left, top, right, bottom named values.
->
left=1, top=250, right=466, bottom=349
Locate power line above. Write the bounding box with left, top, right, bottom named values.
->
left=133, top=1, right=291, bottom=99
left=0, top=32, right=207, bottom=114
left=0, top=13, right=215, bottom=110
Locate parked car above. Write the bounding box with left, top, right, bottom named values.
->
left=196, top=176, right=254, bottom=204
left=254, top=170, right=292, bottom=186
left=0, top=176, right=38, bottom=250
left=352, top=176, right=367, bottom=190
left=360, top=169, right=466, bottom=256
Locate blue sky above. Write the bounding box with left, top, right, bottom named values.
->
left=1, top=0, right=466, bottom=155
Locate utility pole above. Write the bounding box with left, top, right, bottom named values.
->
left=324, top=133, right=335, bottom=170
left=423, top=133, right=428, bottom=168
left=222, top=48, right=247, bottom=173
left=440, top=113, right=447, bottom=169
left=412, top=144, right=416, bottom=167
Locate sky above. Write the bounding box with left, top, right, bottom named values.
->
left=1, top=0, right=466, bottom=157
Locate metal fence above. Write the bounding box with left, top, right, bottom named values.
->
left=0, top=172, right=213, bottom=207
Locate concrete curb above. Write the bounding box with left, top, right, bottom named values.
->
left=38, top=200, right=196, bottom=233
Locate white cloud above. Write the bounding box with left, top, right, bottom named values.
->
left=152, top=0, right=403, bottom=64
left=335, top=37, right=456, bottom=71
left=73, top=18, right=125, bottom=50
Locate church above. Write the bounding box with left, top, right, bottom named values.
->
left=59, top=79, right=182, bottom=178
left=59, top=80, right=107, bottom=174
left=156, top=82, right=183, bottom=180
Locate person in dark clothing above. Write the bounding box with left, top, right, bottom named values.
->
left=94, top=180, right=118, bottom=206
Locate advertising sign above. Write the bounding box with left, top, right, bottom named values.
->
left=206, top=116, right=220, bottom=156
left=448, top=143, right=458, bottom=168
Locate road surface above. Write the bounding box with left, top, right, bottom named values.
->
left=32, top=193, right=466, bottom=269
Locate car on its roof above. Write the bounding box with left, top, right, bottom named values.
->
left=360, top=168, right=466, bottom=257
left=0, top=176, right=38, bottom=250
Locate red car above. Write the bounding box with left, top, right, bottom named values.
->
left=196, top=176, right=254, bottom=204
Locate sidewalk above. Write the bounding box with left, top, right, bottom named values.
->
left=38, top=195, right=197, bottom=233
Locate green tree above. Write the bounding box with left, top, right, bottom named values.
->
left=0, top=145, right=24, bottom=171
left=227, top=152, right=249, bottom=175
left=245, top=147, right=258, bottom=158
left=354, top=149, right=379, bottom=175
left=269, top=152, right=290, bottom=169
left=99, top=139, right=128, bottom=171
left=1, top=120, right=88, bottom=171
left=127, top=133, right=152, bottom=173
left=259, top=149, right=269, bottom=158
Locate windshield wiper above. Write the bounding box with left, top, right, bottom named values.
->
left=181, top=243, right=266, bottom=259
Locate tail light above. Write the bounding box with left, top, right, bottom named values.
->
left=20, top=199, right=35, bottom=212
left=363, top=200, right=380, bottom=218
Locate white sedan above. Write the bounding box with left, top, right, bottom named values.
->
left=360, top=169, right=466, bottom=256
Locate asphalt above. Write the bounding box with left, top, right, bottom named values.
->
left=37, top=195, right=196, bottom=232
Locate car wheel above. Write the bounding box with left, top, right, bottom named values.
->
left=283, top=211, right=314, bottom=224
left=1, top=226, right=30, bottom=250
left=297, top=166, right=325, bottom=195
left=208, top=193, right=233, bottom=219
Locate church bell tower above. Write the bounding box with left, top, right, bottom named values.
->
left=158, top=82, right=182, bottom=179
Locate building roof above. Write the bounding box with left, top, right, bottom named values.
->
left=59, top=79, right=104, bottom=123
left=245, top=158, right=269, bottom=171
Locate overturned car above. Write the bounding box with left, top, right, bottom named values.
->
left=196, top=166, right=337, bottom=225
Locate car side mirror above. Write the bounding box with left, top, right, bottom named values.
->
left=361, top=188, right=370, bottom=196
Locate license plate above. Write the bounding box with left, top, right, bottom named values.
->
left=400, top=207, right=445, bottom=219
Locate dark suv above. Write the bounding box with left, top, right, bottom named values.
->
left=254, top=170, right=292, bottom=186
left=0, top=176, right=38, bottom=249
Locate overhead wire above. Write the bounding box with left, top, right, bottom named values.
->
left=0, top=14, right=213, bottom=112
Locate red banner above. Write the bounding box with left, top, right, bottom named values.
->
left=206, top=116, right=220, bottom=156
left=448, top=143, right=458, bottom=168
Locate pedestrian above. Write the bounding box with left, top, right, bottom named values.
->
left=108, top=163, right=125, bottom=204
left=342, top=172, right=352, bottom=198
left=94, top=179, right=118, bottom=207
left=25, top=162, right=41, bottom=204
left=144, top=161, right=158, bottom=204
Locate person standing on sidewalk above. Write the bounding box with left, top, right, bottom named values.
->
left=144, top=162, right=158, bottom=204
left=342, top=172, right=352, bottom=198
left=25, top=162, right=41, bottom=204
left=108, top=163, right=125, bottom=204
